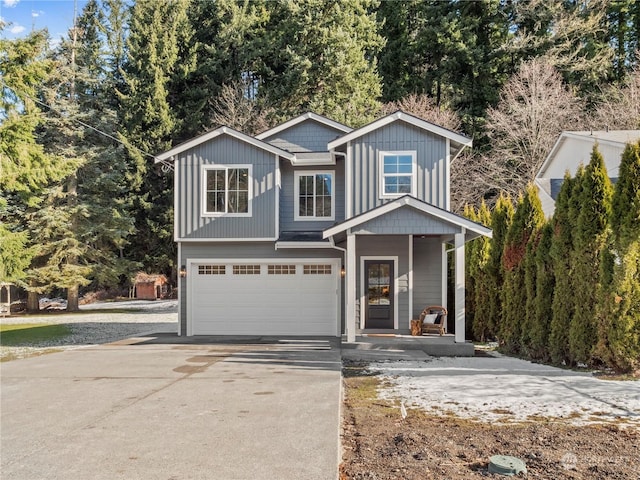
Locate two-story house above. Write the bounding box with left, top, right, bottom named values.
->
left=156, top=111, right=492, bottom=343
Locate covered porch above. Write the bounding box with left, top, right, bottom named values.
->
left=324, top=196, right=492, bottom=345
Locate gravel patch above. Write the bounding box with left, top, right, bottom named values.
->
left=1, top=300, right=177, bottom=361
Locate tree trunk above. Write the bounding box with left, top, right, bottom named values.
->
left=27, top=290, right=40, bottom=313
left=67, top=285, right=80, bottom=312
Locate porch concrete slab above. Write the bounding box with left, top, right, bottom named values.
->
left=341, top=334, right=475, bottom=357
left=1, top=335, right=341, bottom=480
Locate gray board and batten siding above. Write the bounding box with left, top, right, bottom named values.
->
left=175, top=134, right=278, bottom=240
left=351, top=206, right=461, bottom=236
left=412, top=237, right=444, bottom=317
left=348, top=122, right=449, bottom=215
left=279, top=160, right=346, bottom=232
left=179, top=242, right=344, bottom=335
left=261, top=120, right=347, bottom=153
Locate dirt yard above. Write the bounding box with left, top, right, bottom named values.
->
left=340, top=360, right=640, bottom=479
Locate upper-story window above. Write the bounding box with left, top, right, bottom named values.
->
left=294, top=171, right=335, bottom=221
left=379, top=151, right=417, bottom=198
left=202, top=165, right=251, bottom=216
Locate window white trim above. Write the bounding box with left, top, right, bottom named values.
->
left=294, top=170, right=336, bottom=221
left=378, top=151, right=417, bottom=199
left=201, top=164, right=252, bottom=217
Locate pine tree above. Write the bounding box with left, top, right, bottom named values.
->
left=569, top=146, right=613, bottom=365
left=262, top=0, right=384, bottom=126
left=0, top=31, right=77, bottom=309
left=549, top=171, right=579, bottom=365
left=119, top=0, right=195, bottom=275
left=32, top=0, right=136, bottom=310
left=486, top=194, right=513, bottom=339
left=500, top=185, right=545, bottom=353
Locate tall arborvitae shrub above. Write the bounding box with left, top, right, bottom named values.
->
left=464, top=204, right=479, bottom=340
left=486, top=194, right=513, bottom=339
left=500, top=185, right=545, bottom=353
left=597, top=141, right=640, bottom=372
left=520, top=224, right=542, bottom=355
left=530, top=222, right=555, bottom=361
left=570, top=146, right=613, bottom=365
left=471, top=202, right=492, bottom=342
left=549, top=171, right=580, bottom=365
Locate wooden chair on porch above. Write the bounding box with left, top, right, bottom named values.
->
left=417, top=305, right=448, bottom=336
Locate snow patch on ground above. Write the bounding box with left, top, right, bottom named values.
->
left=370, top=355, right=640, bottom=427
left=1, top=300, right=177, bottom=361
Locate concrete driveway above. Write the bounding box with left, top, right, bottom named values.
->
left=1, top=334, right=342, bottom=480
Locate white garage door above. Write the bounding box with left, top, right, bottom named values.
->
left=189, top=259, right=339, bottom=336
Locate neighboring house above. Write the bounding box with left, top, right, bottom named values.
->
left=156, top=111, right=491, bottom=342
left=535, top=130, right=640, bottom=217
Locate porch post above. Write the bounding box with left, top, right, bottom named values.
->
left=346, top=232, right=357, bottom=343
left=454, top=231, right=465, bottom=343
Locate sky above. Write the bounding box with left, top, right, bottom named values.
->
left=1, top=0, right=88, bottom=44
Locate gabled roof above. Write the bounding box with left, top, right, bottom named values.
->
left=323, top=196, right=492, bottom=240
left=327, top=110, right=472, bottom=150
left=537, top=130, right=640, bottom=178
left=155, top=125, right=296, bottom=162
left=255, top=112, right=353, bottom=140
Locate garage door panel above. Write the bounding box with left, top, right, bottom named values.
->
left=189, top=260, right=338, bottom=336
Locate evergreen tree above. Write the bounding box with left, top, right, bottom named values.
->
left=596, top=140, right=640, bottom=372
left=611, top=141, right=640, bottom=249
left=32, top=0, right=136, bottom=310
left=470, top=202, right=492, bottom=342
left=464, top=204, right=479, bottom=340
left=549, top=171, right=580, bottom=365
left=262, top=0, right=384, bottom=126
left=119, top=0, right=195, bottom=275
left=569, top=146, right=613, bottom=365
left=530, top=222, right=555, bottom=361
left=0, top=30, right=76, bottom=309
left=486, top=194, right=513, bottom=339
left=179, top=0, right=270, bottom=137
left=520, top=223, right=541, bottom=356
left=500, top=185, right=544, bottom=353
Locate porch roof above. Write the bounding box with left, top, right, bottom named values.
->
left=322, top=196, right=492, bottom=241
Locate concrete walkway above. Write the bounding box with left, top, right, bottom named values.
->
left=1, top=334, right=342, bottom=480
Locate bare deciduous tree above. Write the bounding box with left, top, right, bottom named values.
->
left=593, top=60, right=640, bottom=130
left=381, top=93, right=462, bottom=132
left=210, top=80, right=275, bottom=136
left=453, top=58, right=583, bottom=210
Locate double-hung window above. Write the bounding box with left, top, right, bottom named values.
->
left=294, top=171, right=335, bottom=221
left=202, top=165, right=251, bottom=216
left=379, top=151, right=417, bottom=198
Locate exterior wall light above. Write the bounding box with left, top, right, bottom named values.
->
left=341, top=266, right=346, bottom=278
left=179, top=265, right=187, bottom=278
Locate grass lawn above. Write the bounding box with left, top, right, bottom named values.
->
left=0, top=323, right=72, bottom=347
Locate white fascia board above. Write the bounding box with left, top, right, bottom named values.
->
left=255, top=112, right=352, bottom=140
left=328, top=111, right=472, bottom=150
left=323, top=196, right=492, bottom=240
left=274, top=241, right=334, bottom=250
left=156, top=126, right=295, bottom=162
left=537, top=133, right=566, bottom=178
left=291, top=152, right=336, bottom=166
